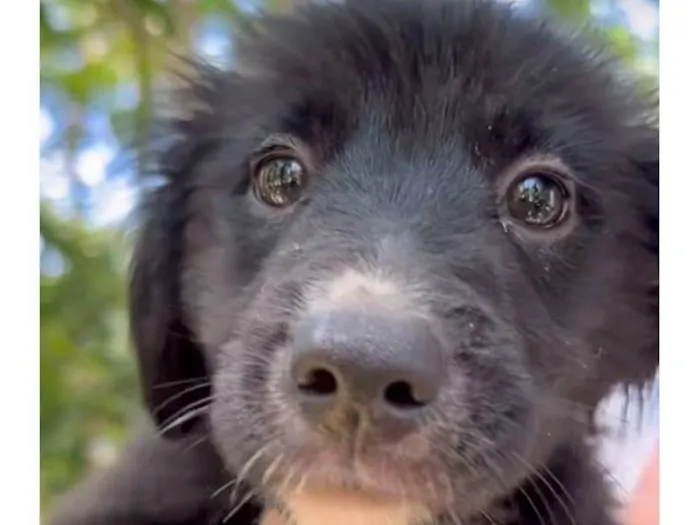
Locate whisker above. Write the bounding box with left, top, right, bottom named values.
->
left=589, top=457, right=626, bottom=494
left=479, top=509, right=498, bottom=525
left=513, top=452, right=578, bottom=525
left=262, top=454, right=285, bottom=486
left=447, top=439, right=554, bottom=525
left=152, top=376, right=211, bottom=389
left=158, top=399, right=212, bottom=435
left=184, top=434, right=210, bottom=452
left=281, top=462, right=300, bottom=497
left=445, top=507, right=462, bottom=525
left=214, top=443, right=280, bottom=515
left=211, top=478, right=238, bottom=501
left=223, top=490, right=256, bottom=523
left=516, top=484, right=548, bottom=525
left=153, top=382, right=211, bottom=416
left=536, top=461, right=576, bottom=508
left=227, top=443, right=272, bottom=501
left=505, top=452, right=558, bottom=525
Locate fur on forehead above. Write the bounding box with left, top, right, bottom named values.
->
left=156, top=0, right=657, bottom=188
left=232, top=0, right=646, bottom=119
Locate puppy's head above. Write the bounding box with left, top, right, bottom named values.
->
left=130, top=1, right=658, bottom=523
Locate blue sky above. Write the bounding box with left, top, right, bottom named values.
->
left=39, top=0, right=659, bottom=229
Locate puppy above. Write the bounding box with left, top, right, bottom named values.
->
left=47, top=0, right=659, bottom=524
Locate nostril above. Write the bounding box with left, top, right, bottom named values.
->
left=297, top=367, right=338, bottom=396
left=383, top=381, right=426, bottom=409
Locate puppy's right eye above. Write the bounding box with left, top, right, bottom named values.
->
left=252, top=154, right=308, bottom=207
left=505, top=173, right=569, bottom=228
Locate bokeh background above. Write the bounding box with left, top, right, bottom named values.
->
left=39, top=0, right=659, bottom=515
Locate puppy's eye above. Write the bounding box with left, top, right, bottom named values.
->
left=252, top=155, right=307, bottom=207
left=505, top=172, right=569, bottom=228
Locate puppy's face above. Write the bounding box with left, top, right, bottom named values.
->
left=131, top=1, right=658, bottom=524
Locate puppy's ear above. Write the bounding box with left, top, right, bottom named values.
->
left=130, top=63, right=227, bottom=437
left=630, top=128, right=659, bottom=385
left=129, top=183, right=210, bottom=438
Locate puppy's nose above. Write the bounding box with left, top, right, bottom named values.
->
left=289, top=309, right=445, bottom=438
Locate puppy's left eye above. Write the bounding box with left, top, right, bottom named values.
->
left=505, top=172, right=570, bottom=228
left=252, top=155, right=307, bottom=207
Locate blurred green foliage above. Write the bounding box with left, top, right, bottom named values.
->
left=40, top=207, right=137, bottom=509
left=39, top=0, right=658, bottom=515
left=40, top=0, right=295, bottom=513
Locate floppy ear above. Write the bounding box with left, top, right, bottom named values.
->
left=629, top=128, right=659, bottom=386
left=129, top=62, right=232, bottom=437
left=639, top=133, right=658, bottom=367
left=129, top=182, right=210, bottom=438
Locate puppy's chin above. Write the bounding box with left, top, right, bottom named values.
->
left=270, top=488, right=434, bottom=525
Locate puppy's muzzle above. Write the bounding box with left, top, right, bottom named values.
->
left=287, top=308, right=446, bottom=441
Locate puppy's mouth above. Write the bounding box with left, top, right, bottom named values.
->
left=269, top=487, right=435, bottom=525
left=255, top=431, right=450, bottom=525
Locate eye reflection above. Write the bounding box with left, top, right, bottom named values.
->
left=253, top=156, right=307, bottom=207
left=506, top=174, right=568, bottom=227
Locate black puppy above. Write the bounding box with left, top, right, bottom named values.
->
left=47, top=0, right=659, bottom=524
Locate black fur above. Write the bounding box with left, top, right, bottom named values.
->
left=47, top=1, right=658, bottom=524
